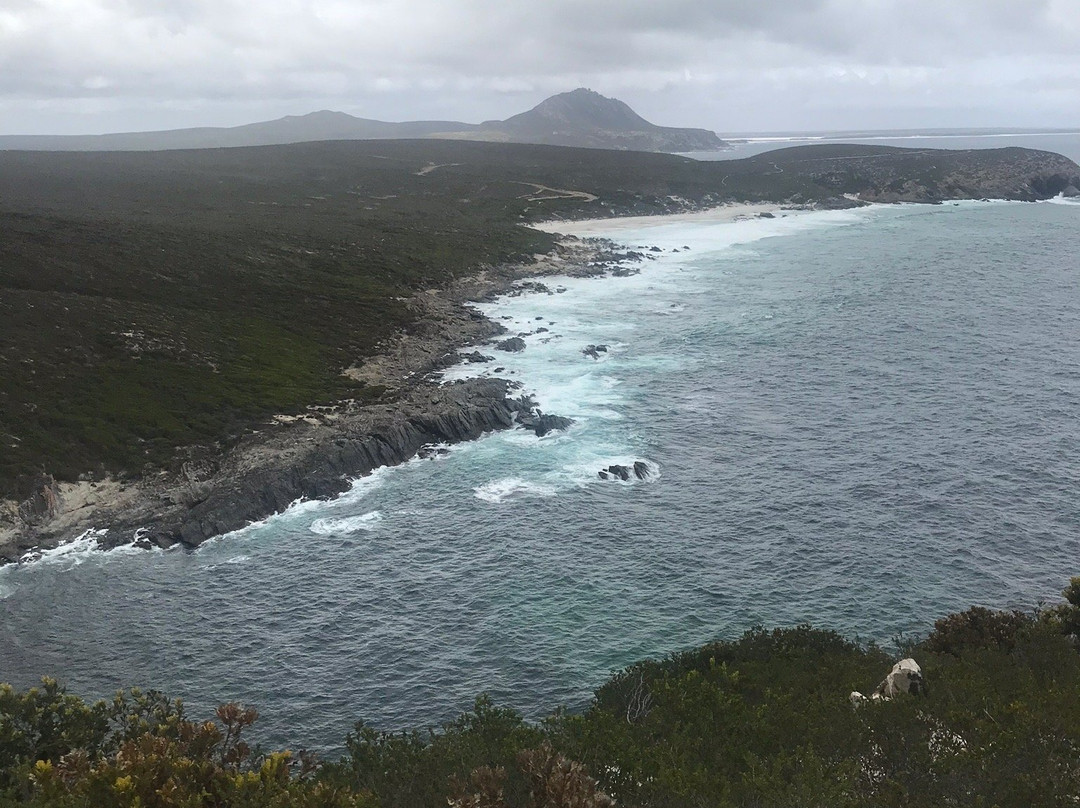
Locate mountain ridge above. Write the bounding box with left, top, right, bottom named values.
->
left=0, top=89, right=725, bottom=153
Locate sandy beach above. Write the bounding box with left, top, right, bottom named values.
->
left=533, top=202, right=785, bottom=236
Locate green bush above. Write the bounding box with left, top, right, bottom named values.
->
left=7, top=580, right=1080, bottom=807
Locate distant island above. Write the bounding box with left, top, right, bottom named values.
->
left=1, top=137, right=1077, bottom=561
left=0, top=88, right=728, bottom=154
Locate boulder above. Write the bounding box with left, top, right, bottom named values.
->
left=873, top=658, right=928, bottom=699
left=495, top=337, right=526, bottom=353
left=460, top=351, right=494, bottom=364
left=518, top=412, right=575, bottom=438
left=851, top=658, right=927, bottom=707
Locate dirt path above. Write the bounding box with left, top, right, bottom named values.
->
left=513, top=182, right=599, bottom=203
left=415, top=162, right=462, bottom=176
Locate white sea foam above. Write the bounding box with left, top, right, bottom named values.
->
left=309, top=511, right=383, bottom=535
left=0, top=528, right=153, bottom=597
left=473, top=478, right=558, bottom=503
left=438, top=206, right=892, bottom=511
left=17, top=529, right=107, bottom=565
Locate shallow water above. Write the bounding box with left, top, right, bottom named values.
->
left=2, top=199, right=1079, bottom=753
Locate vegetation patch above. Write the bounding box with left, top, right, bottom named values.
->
left=4, top=580, right=1080, bottom=806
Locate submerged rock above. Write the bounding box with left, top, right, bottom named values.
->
left=582, top=344, right=609, bottom=360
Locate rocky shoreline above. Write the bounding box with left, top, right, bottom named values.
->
left=0, top=237, right=641, bottom=564
left=4, top=184, right=1077, bottom=565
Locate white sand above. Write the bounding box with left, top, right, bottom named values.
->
left=532, top=202, right=784, bottom=237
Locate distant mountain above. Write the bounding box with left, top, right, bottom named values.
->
left=478, top=88, right=726, bottom=152
left=0, top=89, right=725, bottom=153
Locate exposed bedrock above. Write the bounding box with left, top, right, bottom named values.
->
left=0, top=378, right=531, bottom=561
left=518, top=412, right=575, bottom=438
left=598, top=462, right=651, bottom=481
left=151, top=379, right=528, bottom=549
left=495, top=336, right=527, bottom=353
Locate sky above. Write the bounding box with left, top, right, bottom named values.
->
left=1, top=0, right=1078, bottom=136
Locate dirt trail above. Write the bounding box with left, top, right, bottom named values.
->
left=513, top=182, right=599, bottom=202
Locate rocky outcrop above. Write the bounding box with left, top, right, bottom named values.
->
left=1, top=379, right=549, bottom=561
left=15, top=474, right=64, bottom=526
left=518, top=412, right=575, bottom=438
left=850, top=658, right=927, bottom=706
left=495, top=337, right=527, bottom=353
left=598, top=462, right=651, bottom=481
left=158, top=379, right=529, bottom=548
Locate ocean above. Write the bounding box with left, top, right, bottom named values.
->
left=2, top=153, right=1079, bottom=754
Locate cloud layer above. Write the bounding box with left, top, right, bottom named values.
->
left=2, top=0, right=1078, bottom=134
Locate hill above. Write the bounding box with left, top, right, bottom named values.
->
left=475, top=88, right=726, bottom=151
left=0, top=89, right=724, bottom=153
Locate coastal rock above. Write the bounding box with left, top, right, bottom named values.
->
left=495, top=337, right=526, bottom=353
left=417, top=444, right=450, bottom=459
left=1063, top=185, right=1080, bottom=198
left=598, top=462, right=651, bottom=481
left=518, top=412, right=575, bottom=438
left=460, top=351, right=494, bottom=364
left=582, top=344, right=608, bottom=360
left=16, top=474, right=64, bottom=526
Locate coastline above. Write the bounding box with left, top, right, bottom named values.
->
left=3, top=195, right=1063, bottom=565
left=0, top=221, right=686, bottom=564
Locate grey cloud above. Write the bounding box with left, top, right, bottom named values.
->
left=0, top=0, right=1077, bottom=134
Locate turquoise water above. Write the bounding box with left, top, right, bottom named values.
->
left=2, top=198, right=1079, bottom=752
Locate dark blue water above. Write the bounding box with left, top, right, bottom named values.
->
left=2, top=199, right=1078, bottom=753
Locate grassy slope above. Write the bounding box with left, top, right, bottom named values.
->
left=1, top=140, right=1076, bottom=496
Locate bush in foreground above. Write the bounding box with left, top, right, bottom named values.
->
left=6, top=579, right=1080, bottom=807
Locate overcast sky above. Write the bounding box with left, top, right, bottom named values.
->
left=1, top=0, right=1078, bottom=136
